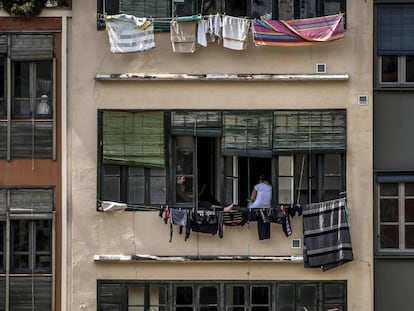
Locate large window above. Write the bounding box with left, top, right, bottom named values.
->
left=376, top=5, right=414, bottom=87
left=98, top=110, right=346, bottom=209
left=378, top=55, right=414, bottom=85
left=0, top=34, right=56, bottom=160
left=376, top=175, right=414, bottom=254
left=0, top=187, right=54, bottom=310
left=98, top=280, right=347, bottom=311
left=97, top=0, right=345, bottom=30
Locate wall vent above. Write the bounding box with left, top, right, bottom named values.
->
left=316, top=63, right=326, bottom=73
left=291, top=239, right=301, bottom=249
left=358, top=95, right=368, bottom=106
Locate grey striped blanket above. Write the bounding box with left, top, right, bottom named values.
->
left=302, top=198, right=353, bottom=271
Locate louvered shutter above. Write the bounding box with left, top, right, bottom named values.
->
left=0, top=35, right=7, bottom=54
left=273, top=110, right=346, bottom=153
left=0, top=122, right=6, bottom=159
left=0, top=189, right=6, bottom=218
left=377, top=5, right=414, bottom=55
left=222, top=111, right=273, bottom=157
left=171, top=111, right=222, bottom=136
left=9, top=277, right=52, bottom=310
left=10, top=34, right=54, bottom=60
left=103, top=111, right=165, bottom=168
left=0, top=278, right=5, bottom=307
left=10, top=188, right=54, bottom=214
left=120, top=0, right=171, bottom=30
left=10, top=121, right=53, bottom=158
left=98, top=282, right=125, bottom=311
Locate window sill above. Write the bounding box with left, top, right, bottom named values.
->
left=95, top=73, right=350, bottom=82
left=94, top=254, right=304, bottom=263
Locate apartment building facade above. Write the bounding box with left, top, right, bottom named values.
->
left=0, top=1, right=71, bottom=310
left=68, top=0, right=373, bottom=310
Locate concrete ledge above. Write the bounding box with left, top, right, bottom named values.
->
left=94, top=254, right=304, bottom=263
left=94, top=73, right=350, bottom=82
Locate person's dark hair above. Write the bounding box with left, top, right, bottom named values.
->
left=259, top=174, right=270, bottom=183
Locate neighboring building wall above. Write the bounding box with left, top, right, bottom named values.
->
left=0, top=6, right=71, bottom=310
left=69, top=1, right=373, bottom=310
left=374, top=1, right=414, bottom=311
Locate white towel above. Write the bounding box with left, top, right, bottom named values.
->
left=222, top=15, right=250, bottom=50
left=197, top=19, right=208, bottom=47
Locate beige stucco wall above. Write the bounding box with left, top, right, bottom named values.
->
left=69, top=1, right=373, bottom=310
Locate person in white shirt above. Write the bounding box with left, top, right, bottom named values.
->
left=249, top=174, right=272, bottom=208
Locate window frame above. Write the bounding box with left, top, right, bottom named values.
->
left=97, top=0, right=346, bottom=31
left=97, top=280, right=348, bottom=311
left=98, top=110, right=346, bottom=210
left=378, top=55, right=414, bottom=87
left=0, top=33, right=56, bottom=160
left=0, top=186, right=55, bottom=311
left=376, top=177, right=414, bottom=255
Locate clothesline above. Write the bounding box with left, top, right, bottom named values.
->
left=103, top=12, right=345, bottom=54
left=99, top=12, right=266, bottom=23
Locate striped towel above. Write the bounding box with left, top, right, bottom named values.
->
left=252, top=13, right=345, bottom=46
left=302, top=197, right=353, bottom=271
left=105, top=14, right=155, bottom=53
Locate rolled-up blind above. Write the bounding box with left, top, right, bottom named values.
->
left=171, top=111, right=222, bottom=136
left=222, top=111, right=273, bottom=157
left=9, top=277, right=52, bottom=310
left=103, top=111, right=165, bottom=167
left=377, top=5, right=414, bottom=55
left=273, top=110, right=346, bottom=153
left=10, top=34, right=54, bottom=59
left=9, top=188, right=54, bottom=213
left=10, top=121, right=53, bottom=158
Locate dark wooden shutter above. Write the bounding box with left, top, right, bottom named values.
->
left=10, top=121, right=53, bottom=159
left=222, top=111, right=273, bottom=157
left=0, top=189, right=6, bottom=217
left=0, top=277, right=5, bottom=309
left=377, top=5, right=414, bottom=55
left=322, top=282, right=346, bottom=311
left=171, top=111, right=222, bottom=136
left=98, top=281, right=125, bottom=311
left=119, top=0, right=171, bottom=30
left=0, top=122, right=6, bottom=159
left=273, top=110, right=346, bottom=153
left=10, top=34, right=54, bottom=60
left=9, top=277, right=52, bottom=310
left=0, top=35, right=7, bottom=54
left=10, top=188, right=54, bottom=213
left=103, top=111, right=165, bottom=168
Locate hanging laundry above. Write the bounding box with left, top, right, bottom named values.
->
left=222, top=15, right=250, bottom=50
left=302, top=198, right=353, bottom=271
left=251, top=13, right=345, bottom=46
left=206, top=13, right=222, bottom=43
left=105, top=14, right=155, bottom=53
left=170, top=20, right=198, bottom=53
left=197, top=19, right=209, bottom=47
left=168, top=208, right=189, bottom=242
